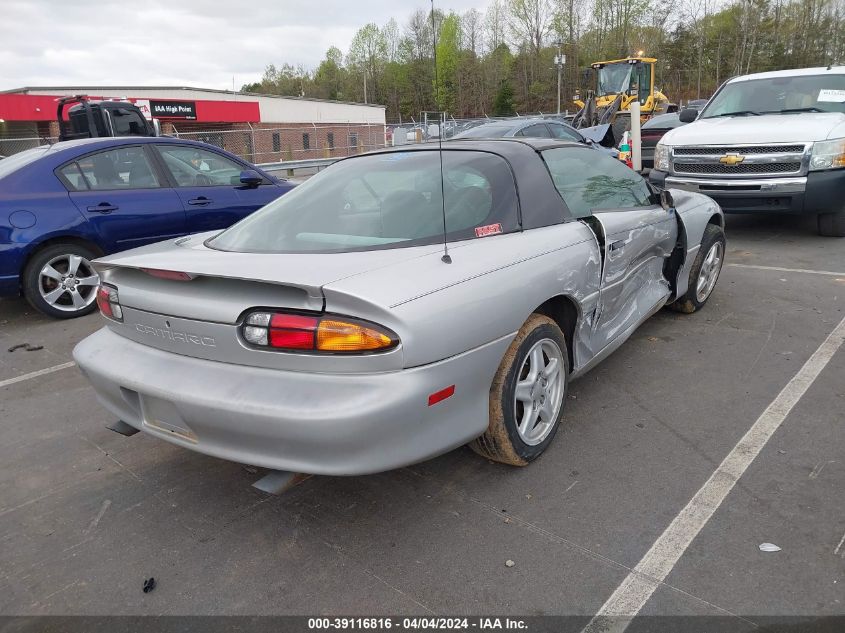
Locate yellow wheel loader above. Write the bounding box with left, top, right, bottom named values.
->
left=571, top=57, right=675, bottom=144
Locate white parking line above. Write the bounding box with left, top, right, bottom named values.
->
left=728, top=263, right=845, bottom=277
left=0, top=361, right=76, bottom=388
left=584, top=314, right=845, bottom=633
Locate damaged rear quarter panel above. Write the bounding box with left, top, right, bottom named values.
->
left=322, top=222, right=602, bottom=369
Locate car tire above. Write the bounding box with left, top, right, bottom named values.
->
left=818, top=211, right=845, bottom=237
left=669, top=224, right=726, bottom=314
left=22, top=243, right=100, bottom=319
left=469, top=314, right=569, bottom=466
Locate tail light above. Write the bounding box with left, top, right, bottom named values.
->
left=241, top=310, right=399, bottom=354
left=96, top=283, right=123, bottom=322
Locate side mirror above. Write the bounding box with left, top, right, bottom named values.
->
left=239, top=169, right=263, bottom=188
left=679, top=108, right=699, bottom=123
left=660, top=189, right=675, bottom=211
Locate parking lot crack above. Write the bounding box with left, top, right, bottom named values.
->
left=80, top=436, right=143, bottom=483
left=745, top=312, right=777, bottom=378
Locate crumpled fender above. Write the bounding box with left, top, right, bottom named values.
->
left=669, top=189, right=725, bottom=300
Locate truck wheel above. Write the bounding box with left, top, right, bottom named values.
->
left=818, top=211, right=845, bottom=237
left=22, top=243, right=100, bottom=319
left=470, top=314, right=569, bottom=466
left=669, top=224, right=726, bottom=314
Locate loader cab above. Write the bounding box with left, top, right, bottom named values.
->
left=58, top=96, right=157, bottom=142
left=592, top=58, right=655, bottom=106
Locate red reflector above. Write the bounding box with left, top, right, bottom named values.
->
left=428, top=385, right=455, bottom=407
left=269, top=328, right=314, bottom=349
left=141, top=268, right=194, bottom=281
left=270, top=314, right=318, bottom=330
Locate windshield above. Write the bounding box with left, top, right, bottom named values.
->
left=596, top=64, right=633, bottom=96
left=0, top=146, right=49, bottom=180
left=208, top=150, right=519, bottom=254
left=701, top=73, right=845, bottom=118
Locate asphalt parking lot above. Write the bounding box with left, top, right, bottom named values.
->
left=1, top=213, right=843, bottom=626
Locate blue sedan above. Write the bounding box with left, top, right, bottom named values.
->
left=0, top=137, right=294, bottom=318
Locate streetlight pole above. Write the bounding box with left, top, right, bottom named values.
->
left=554, top=41, right=566, bottom=115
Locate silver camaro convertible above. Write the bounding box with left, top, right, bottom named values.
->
left=74, top=139, right=725, bottom=481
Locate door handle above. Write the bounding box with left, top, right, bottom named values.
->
left=86, top=203, right=118, bottom=214
left=187, top=197, right=212, bottom=206
left=609, top=239, right=628, bottom=251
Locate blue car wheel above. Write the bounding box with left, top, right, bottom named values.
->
left=22, top=243, right=101, bottom=319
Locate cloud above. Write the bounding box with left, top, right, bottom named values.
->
left=1, top=0, right=490, bottom=90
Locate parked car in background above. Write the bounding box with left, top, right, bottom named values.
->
left=650, top=66, right=845, bottom=236
left=0, top=137, right=295, bottom=318
left=74, top=139, right=724, bottom=481
left=453, top=118, right=619, bottom=157
left=641, top=113, right=685, bottom=168
left=640, top=100, right=708, bottom=168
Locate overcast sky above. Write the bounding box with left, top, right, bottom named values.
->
left=0, top=0, right=491, bottom=91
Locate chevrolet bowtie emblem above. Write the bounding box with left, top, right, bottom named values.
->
left=719, top=153, right=745, bottom=166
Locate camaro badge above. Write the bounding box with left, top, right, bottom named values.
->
left=719, top=153, right=745, bottom=166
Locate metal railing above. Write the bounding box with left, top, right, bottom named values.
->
left=257, top=157, right=339, bottom=176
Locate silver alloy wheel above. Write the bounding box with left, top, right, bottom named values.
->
left=38, top=254, right=99, bottom=312
left=513, top=338, right=565, bottom=446
left=695, top=241, right=723, bottom=303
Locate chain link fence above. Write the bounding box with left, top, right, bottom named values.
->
left=0, top=135, right=56, bottom=157
left=171, top=123, right=388, bottom=164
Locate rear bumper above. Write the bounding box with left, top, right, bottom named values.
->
left=73, top=327, right=512, bottom=475
left=649, top=170, right=845, bottom=215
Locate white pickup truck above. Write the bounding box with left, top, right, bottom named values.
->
left=649, top=66, right=845, bottom=236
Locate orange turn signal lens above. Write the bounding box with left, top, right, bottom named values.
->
left=317, top=319, right=395, bottom=352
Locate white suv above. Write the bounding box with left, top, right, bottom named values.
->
left=649, top=66, right=845, bottom=236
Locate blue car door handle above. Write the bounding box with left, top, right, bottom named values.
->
left=87, top=203, right=118, bottom=214
left=188, top=197, right=212, bottom=206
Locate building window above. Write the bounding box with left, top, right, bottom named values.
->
left=302, top=133, right=310, bottom=150
left=349, top=132, right=358, bottom=149
left=327, top=132, right=334, bottom=149
left=272, top=132, right=280, bottom=153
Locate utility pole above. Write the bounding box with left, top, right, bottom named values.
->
left=363, top=72, right=368, bottom=104
left=554, top=41, right=566, bottom=115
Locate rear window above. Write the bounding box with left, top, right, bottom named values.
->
left=208, top=150, right=519, bottom=253
left=0, top=146, right=49, bottom=180
left=456, top=125, right=514, bottom=138
left=642, top=114, right=682, bottom=130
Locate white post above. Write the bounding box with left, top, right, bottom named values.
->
left=630, top=100, right=642, bottom=172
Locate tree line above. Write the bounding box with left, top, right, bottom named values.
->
left=241, top=0, right=845, bottom=121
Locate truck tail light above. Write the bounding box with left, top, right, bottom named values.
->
left=241, top=310, right=398, bottom=353
left=96, top=283, right=123, bottom=322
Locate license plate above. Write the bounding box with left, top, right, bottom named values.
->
left=140, top=395, right=197, bottom=443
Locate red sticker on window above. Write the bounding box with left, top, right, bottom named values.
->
left=475, top=223, right=503, bottom=238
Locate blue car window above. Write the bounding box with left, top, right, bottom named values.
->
left=541, top=147, right=651, bottom=218
left=157, top=145, right=246, bottom=187
left=57, top=163, right=90, bottom=191
left=76, top=147, right=161, bottom=191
